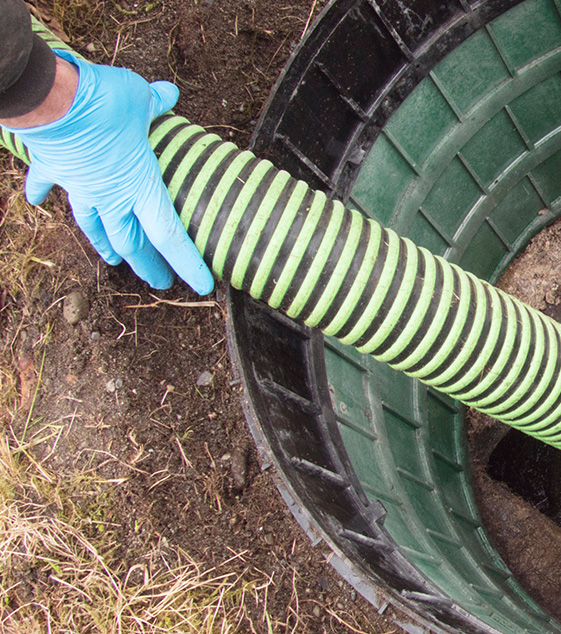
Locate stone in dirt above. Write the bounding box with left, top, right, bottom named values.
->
left=63, top=291, right=89, bottom=325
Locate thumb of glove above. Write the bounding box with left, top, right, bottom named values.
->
left=25, top=161, right=55, bottom=206
left=148, top=81, right=180, bottom=122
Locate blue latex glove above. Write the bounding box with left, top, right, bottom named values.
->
left=3, top=49, right=214, bottom=293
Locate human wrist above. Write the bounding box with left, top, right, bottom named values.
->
left=0, top=55, right=78, bottom=129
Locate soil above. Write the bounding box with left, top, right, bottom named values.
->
left=1, top=1, right=410, bottom=632
left=15, top=1, right=561, bottom=630
left=468, top=217, right=561, bottom=623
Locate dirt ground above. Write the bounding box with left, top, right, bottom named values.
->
left=12, top=1, right=561, bottom=631
left=0, top=1, right=409, bottom=632
left=469, top=217, right=561, bottom=623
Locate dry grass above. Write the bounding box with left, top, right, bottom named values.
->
left=0, top=2, right=393, bottom=631
left=0, top=2, right=298, bottom=621
left=0, top=157, right=56, bottom=419
left=0, top=170, right=390, bottom=632
left=0, top=153, right=280, bottom=633
left=0, top=429, right=278, bottom=633
left=0, top=151, right=380, bottom=634
left=47, top=0, right=105, bottom=42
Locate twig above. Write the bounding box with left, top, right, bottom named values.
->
left=324, top=605, right=396, bottom=634
left=124, top=296, right=218, bottom=309
left=21, top=347, right=46, bottom=443
left=61, top=223, right=95, bottom=268
left=108, top=310, right=130, bottom=340
left=175, top=436, right=193, bottom=471
left=300, top=0, right=318, bottom=40
left=148, top=472, right=178, bottom=491
left=266, top=34, right=289, bottom=71
left=205, top=124, right=246, bottom=133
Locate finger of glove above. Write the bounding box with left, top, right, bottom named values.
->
left=148, top=81, right=180, bottom=122
left=25, top=161, right=55, bottom=205
left=69, top=198, right=123, bottom=267
left=97, top=206, right=176, bottom=290
left=134, top=174, right=214, bottom=295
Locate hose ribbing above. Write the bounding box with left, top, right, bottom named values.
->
left=3, top=22, right=561, bottom=446
left=148, top=115, right=561, bottom=446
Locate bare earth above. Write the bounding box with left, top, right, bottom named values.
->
left=0, top=1, right=410, bottom=632
left=11, top=0, right=561, bottom=630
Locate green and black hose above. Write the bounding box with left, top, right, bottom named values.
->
left=4, top=20, right=561, bottom=447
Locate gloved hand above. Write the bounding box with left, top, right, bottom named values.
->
left=4, top=49, right=214, bottom=293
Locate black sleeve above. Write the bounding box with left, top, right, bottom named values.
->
left=0, top=0, right=56, bottom=118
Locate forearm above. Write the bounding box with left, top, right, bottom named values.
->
left=0, top=5, right=214, bottom=293
left=0, top=55, right=78, bottom=129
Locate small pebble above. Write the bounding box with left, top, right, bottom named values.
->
left=63, top=291, right=89, bottom=325
left=90, top=331, right=101, bottom=341
left=313, top=605, right=321, bottom=618
left=105, top=378, right=122, bottom=393
left=231, top=444, right=249, bottom=491
left=196, top=370, right=214, bottom=386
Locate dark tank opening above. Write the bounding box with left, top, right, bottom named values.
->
left=487, top=429, right=561, bottom=525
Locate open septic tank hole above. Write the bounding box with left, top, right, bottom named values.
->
left=228, top=0, right=561, bottom=630
left=469, top=418, right=561, bottom=622
left=467, top=216, right=561, bottom=622
left=488, top=430, right=561, bottom=525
